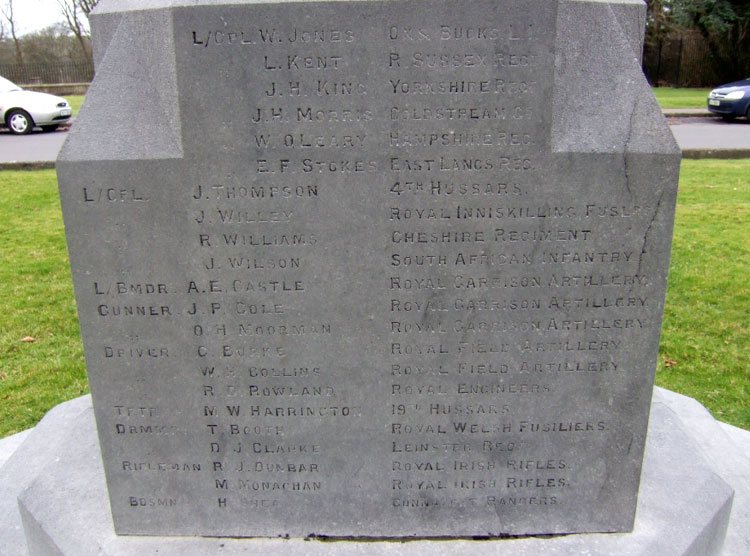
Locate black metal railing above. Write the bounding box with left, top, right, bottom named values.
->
left=0, top=62, right=94, bottom=85
left=643, top=32, right=730, bottom=88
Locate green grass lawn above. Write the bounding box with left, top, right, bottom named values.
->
left=0, top=170, right=87, bottom=436
left=655, top=160, right=749, bottom=427
left=653, top=87, right=711, bottom=109
left=65, top=95, right=86, bottom=118
left=0, top=163, right=748, bottom=436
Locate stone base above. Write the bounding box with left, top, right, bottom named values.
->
left=1, top=388, right=748, bottom=556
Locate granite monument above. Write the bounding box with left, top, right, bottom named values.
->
left=56, top=0, right=681, bottom=538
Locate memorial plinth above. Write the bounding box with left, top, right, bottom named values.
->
left=56, top=0, right=680, bottom=538
left=3, top=390, right=747, bottom=556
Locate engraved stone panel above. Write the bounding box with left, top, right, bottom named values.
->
left=57, top=0, right=680, bottom=538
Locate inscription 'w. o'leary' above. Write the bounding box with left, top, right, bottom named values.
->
left=57, top=0, right=679, bottom=539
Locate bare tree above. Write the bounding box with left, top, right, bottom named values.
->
left=1, top=0, right=23, bottom=65
left=56, top=0, right=98, bottom=58
left=76, top=0, right=99, bottom=22
left=23, top=23, right=88, bottom=64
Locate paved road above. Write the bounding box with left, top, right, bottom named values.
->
left=1, top=117, right=749, bottom=166
left=668, top=116, right=750, bottom=153
left=0, top=127, right=68, bottom=166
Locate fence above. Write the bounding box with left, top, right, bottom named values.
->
left=642, top=32, right=721, bottom=88
left=0, top=62, right=94, bottom=86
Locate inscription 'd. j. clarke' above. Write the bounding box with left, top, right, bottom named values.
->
left=57, top=0, right=680, bottom=538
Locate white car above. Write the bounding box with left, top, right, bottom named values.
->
left=0, top=75, right=72, bottom=134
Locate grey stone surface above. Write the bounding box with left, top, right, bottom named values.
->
left=0, top=430, right=31, bottom=469
left=57, top=0, right=680, bottom=538
left=720, top=422, right=750, bottom=460
left=0, top=395, right=92, bottom=556
left=11, top=392, right=741, bottom=555
left=654, top=387, right=750, bottom=556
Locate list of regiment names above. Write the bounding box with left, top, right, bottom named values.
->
left=76, top=6, right=661, bottom=535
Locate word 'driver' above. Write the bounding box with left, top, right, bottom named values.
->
left=57, top=0, right=680, bottom=538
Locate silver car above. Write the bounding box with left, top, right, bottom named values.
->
left=0, top=75, right=72, bottom=134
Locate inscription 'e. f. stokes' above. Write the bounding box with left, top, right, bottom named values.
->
left=58, top=0, right=679, bottom=540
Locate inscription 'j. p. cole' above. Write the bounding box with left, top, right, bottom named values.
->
left=57, top=0, right=680, bottom=539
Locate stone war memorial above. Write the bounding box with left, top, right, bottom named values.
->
left=2, top=0, right=747, bottom=555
